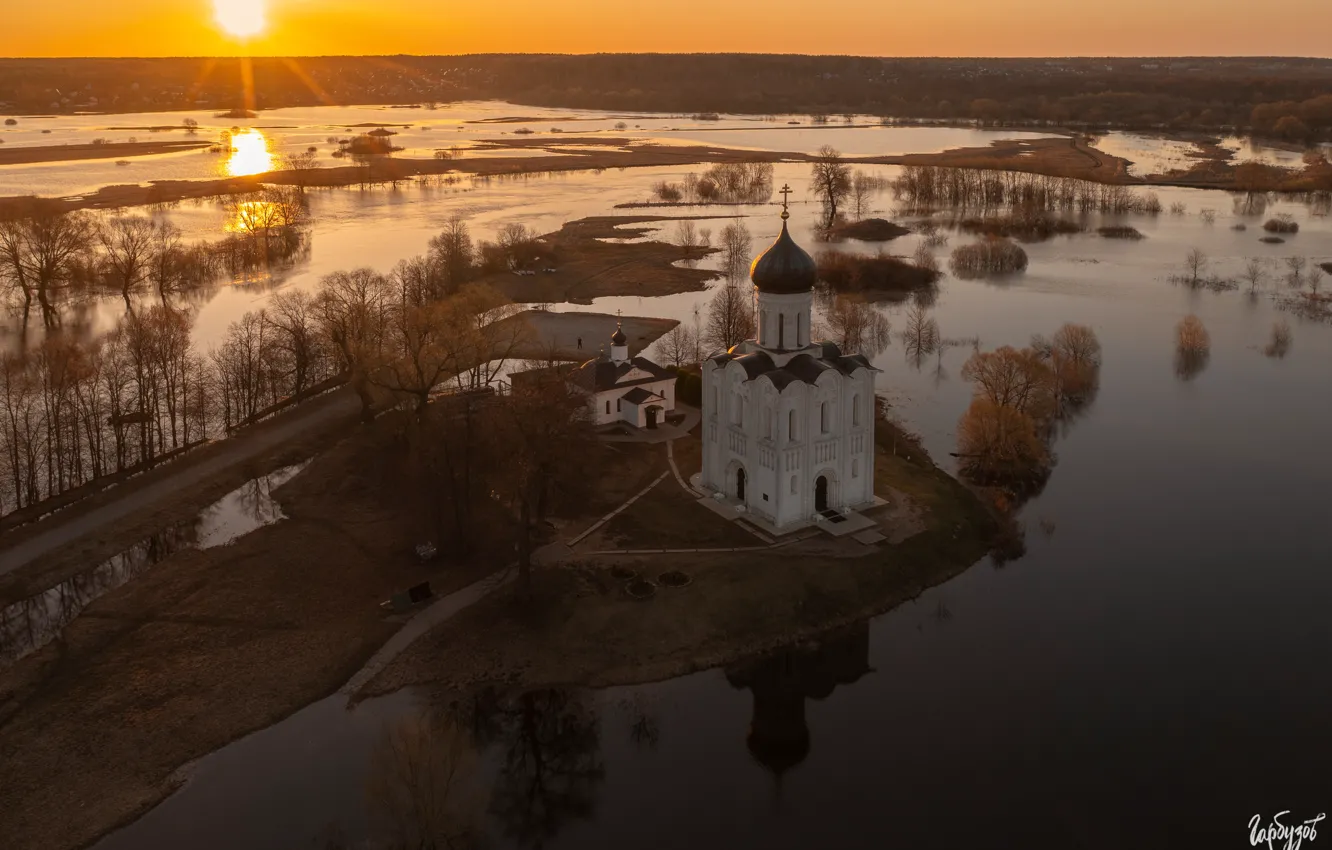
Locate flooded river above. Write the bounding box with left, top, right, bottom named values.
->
left=4, top=104, right=1332, bottom=848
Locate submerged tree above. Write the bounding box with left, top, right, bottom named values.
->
left=1174, top=315, right=1211, bottom=381
left=824, top=294, right=890, bottom=357
left=810, top=145, right=851, bottom=224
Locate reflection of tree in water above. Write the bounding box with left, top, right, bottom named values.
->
left=0, top=522, right=197, bottom=666
left=363, top=714, right=489, bottom=850
left=725, top=623, right=871, bottom=777
left=465, top=688, right=605, bottom=848
left=1174, top=348, right=1210, bottom=381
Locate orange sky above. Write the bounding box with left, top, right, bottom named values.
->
left=3, top=0, right=1330, bottom=58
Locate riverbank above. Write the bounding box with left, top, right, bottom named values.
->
left=11, top=130, right=1325, bottom=216
left=0, top=139, right=212, bottom=165
left=487, top=215, right=721, bottom=303
left=361, top=418, right=996, bottom=698
left=0, top=403, right=673, bottom=850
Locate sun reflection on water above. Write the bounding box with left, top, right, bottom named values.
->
left=226, top=130, right=273, bottom=177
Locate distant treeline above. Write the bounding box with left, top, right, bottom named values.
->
left=2, top=55, right=1332, bottom=142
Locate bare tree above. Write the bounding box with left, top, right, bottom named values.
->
left=280, top=150, right=319, bottom=193
left=264, top=289, right=325, bottom=396
left=314, top=268, right=391, bottom=419
left=850, top=170, right=875, bottom=220
left=673, top=220, right=698, bottom=250
left=652, top=322, right=698, bottom=368
left=428, top=214, right=475, bottom=296
left=100, top=216, right=156, bottom=307
left=1241, top=257, right=1266, bottom=293
left=1184, top=248, right=1208, bottom=287
left=1305, top=265, right=1323, bottom=294
left=824, top=294, right=890, bottom=357
left=898, top=302, right=940, bottom=368
left=810, top=145, right=852, bottom=224
left=718, top=219, right=752, bottom=282
left=1285, top=256, right=1307, bottom=288
left=492, top=369, right=596, bottom=598
left=704, top=279, right=755, bottom=353
left=0, top=201, right=96, bottom=323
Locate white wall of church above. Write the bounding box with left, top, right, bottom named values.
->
left=591, top=379, right=676, bottom=427
left=701, top=358, right=876, bottom=528
left=756, top=291, right=813, bottom=351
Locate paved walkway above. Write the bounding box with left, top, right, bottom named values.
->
left=340, top=568, right=513, bottom=698
left=0, top=388, right=361, bottom=577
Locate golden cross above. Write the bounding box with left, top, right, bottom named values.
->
left=779, top=184, right=792, bottom=219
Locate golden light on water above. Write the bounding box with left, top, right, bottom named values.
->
left=213, top=0, right=267, bottom=39
left=224, top=200, right=279, bottom=234
left=225, top=130, right=274, bottom=177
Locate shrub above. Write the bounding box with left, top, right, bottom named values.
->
left=1097, top=225, right=1144, bottom=239
left=949, top=238, right=1029, bottom=278
left=1263, top=216, right=1299, bottom=234
left=667, top=366, right=702, bottom=406
left=3, top=118, right=16, bottom=126
left=958, top=214, right=1082, bottom=241
left=1259, top=236, right=1285, bottom=244
left=816, top=250, right=940, bottom=295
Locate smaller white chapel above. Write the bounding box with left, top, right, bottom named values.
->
left=569, top=320, right=677, bottom=429
left=701, top=194, right=878, bottom=529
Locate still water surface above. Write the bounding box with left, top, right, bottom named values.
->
left=82, top=163, right=1332, bottom=846
left=5, top=109, right=1331, bottom=845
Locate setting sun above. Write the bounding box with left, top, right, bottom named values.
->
left=213, top=0, right=267, bottom=39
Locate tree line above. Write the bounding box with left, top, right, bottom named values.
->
left=0, top=212, right=537, bottom=521
left=0, top=188, right=311, bottom=328
left=6, top=56, right=1332, bottom=143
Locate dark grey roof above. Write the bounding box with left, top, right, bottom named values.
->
left=818, top=341, right=843, bottom=360
left=570, top=355, right=671, bottom=393
left=733, top=351, right=777, bottom=379
left=762, top=369, right=800, bottom=391
left=750, top=218, right=817, bottom=294
left=621, top=386, right=664, bottom=405
left=834, top=353, right=875, bottom=374
left=785, top=353, right=832, bottom=383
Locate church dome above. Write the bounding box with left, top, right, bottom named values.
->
left=611, top=324, right=627, bottom=346
left=750, top=218, right=817, bottom=294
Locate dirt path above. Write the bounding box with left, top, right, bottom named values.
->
left=0, top=388, right=360, bottom=579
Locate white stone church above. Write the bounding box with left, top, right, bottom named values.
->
left=701, top=200, right=878, bottom=530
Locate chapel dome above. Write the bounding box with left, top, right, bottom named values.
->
left=611, top=324, right=627, bottom=346
left=750, top=217, right=817, bottom=294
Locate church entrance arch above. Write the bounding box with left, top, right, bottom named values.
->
left=646, top=405, right=661, bottom=429
left=737, top=466, right=747, bottom=501
left=815, top=475, right=829, bottom=512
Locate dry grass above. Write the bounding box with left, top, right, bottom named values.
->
left=365, top=420, right=995, bottom=699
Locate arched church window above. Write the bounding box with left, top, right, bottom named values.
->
left=797, top=312, right=803, bottom=347
left=820, top=401, right=829, bottom=433
left=852, top=394, right=860, bottom=426
left=778, top=313, right=785, bottom=349
left=788, top=409, right=797, bottom=441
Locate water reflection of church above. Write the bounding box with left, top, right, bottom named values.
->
left=725, top=623, right=871, bottom=774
